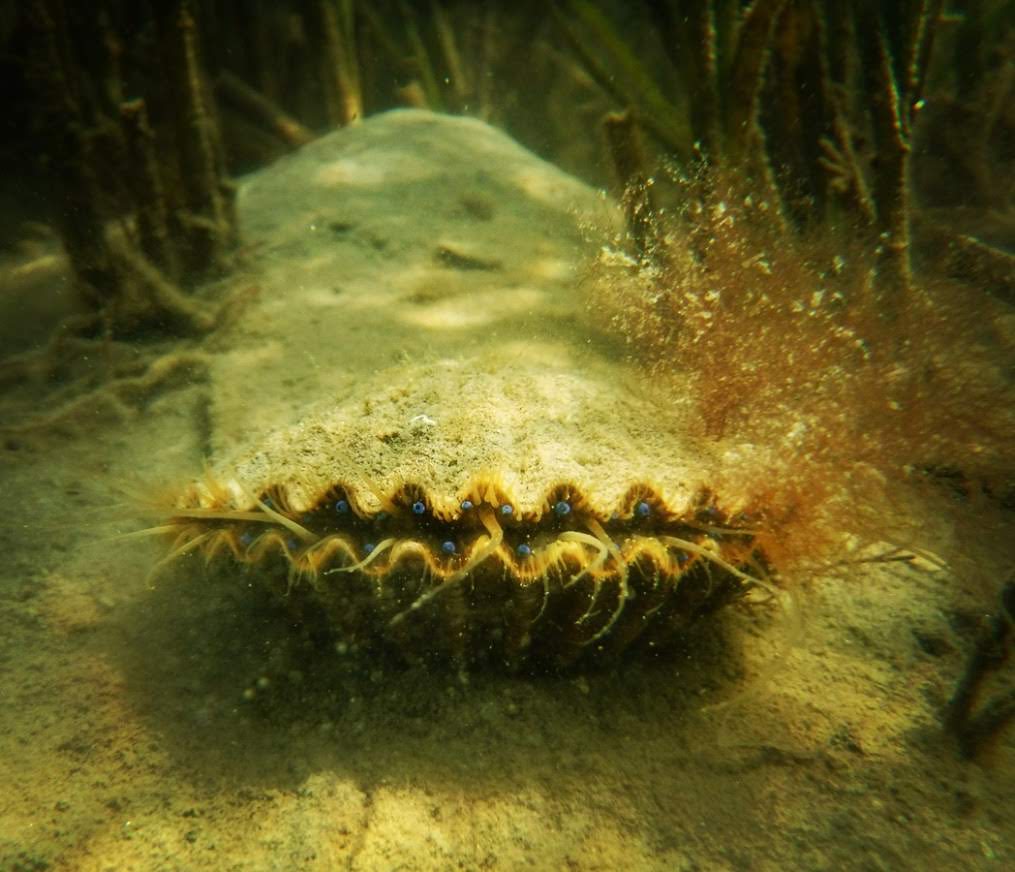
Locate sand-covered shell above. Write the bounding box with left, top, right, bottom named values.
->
left=158, top=111, right=769, bottom=668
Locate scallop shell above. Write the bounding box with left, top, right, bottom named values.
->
left=157, top=110, right=770, bottom=668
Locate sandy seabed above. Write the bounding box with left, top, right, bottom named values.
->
left=0, top=111, right=1011, bottom=871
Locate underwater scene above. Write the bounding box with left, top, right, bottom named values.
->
left=0, top=1, right=1013, bottom=869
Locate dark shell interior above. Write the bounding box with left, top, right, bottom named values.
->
left=164, top=480, right=769, bottom=669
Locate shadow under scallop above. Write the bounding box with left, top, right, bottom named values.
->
left=109, top=550, right=752, bottom=807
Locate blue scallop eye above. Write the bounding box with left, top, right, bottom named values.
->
left=635, top=501, right=651, bottom=518
left=441, top=540, right=456, bottom=555
left=516, top=543, right=532, bottom=557
left=500, top=504, right=513, bottom=516
left=677, top=552, right=689, bottom=565
left=334, top=499, right=349, bottom=514
left=363, top=542, right=375, bottom=554
left=411, top=500, right=426, bottom=515
left=553, top=500, right=571, bottom=517
left=239, top=530, right=255, bottom=547
left=460, top=499, right=474, bottom=511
